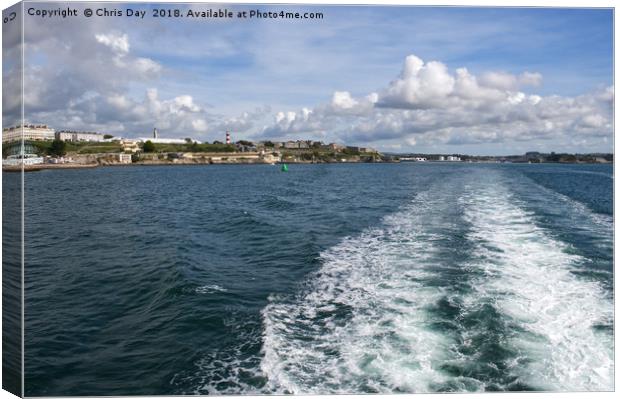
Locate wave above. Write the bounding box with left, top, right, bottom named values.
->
left=259, top=169, right=614, bottom=393
left=195, top=284, right=228, bottom=294
left=260, top=189, right=463, bottom=393
left=458, top=181, right=614, bottom=391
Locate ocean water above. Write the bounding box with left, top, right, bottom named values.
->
left=17, top=163, right=613, bottom=395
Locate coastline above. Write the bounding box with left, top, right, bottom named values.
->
left=3, top=159, right=611, bottom=173
left=2, top=163, right=99, bottom=172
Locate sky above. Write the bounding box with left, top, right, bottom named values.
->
left=2, top=1, right=614, bottom=155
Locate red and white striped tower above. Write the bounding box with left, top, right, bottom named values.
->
left=225, top=131, right=231, bottom=144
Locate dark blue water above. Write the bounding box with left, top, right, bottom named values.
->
left=2, top=171, right=23, bottom=396
left=20, top=163, right=613, bottom=395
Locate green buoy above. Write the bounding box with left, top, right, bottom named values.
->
left=281, top=163, right=288, bottom=172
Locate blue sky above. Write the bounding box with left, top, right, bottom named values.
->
left=7, top=2, right=614, bottom=155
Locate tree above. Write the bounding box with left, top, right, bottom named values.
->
left=103, top=134, right=114, bottom=139
left=48, top=139, right=67, bottom=157
left=142, top=140, right=156, bottom=153
left=185, top=138, right=193, bottom=143
left=263, top=141, right=275, bottom=147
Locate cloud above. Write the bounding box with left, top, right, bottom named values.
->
left=18, top=26, right=229, bottom=138
left=192, top=119, right=208, bottom=131
left=378, top=55, right=455, bottom=109
left=17, top=19, right=271, bottom=141
left=260, top=54, right=612, bottom=150
left=519, top=71, right=543, bottom=87
left=479, top=71, right=518, bottom=90
left=95, top=89, right=207, bottom=134
left=95, top=32, right=162, bottom=76
left=328, top=91, right=377, bottom=115
left=95, top=32, right=130, bottom=54
left=373, top=57, right=546, bottom=112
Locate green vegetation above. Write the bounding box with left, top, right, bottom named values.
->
left=49, top=139, right=67, bottom=157
left=149, top=142, right=237, bottom=153
left=73, top=143, right=123, bottom=154
left=103, top=134, right=114, bottom=139
left=28, top=140, right=122, bottom=155
left=24, top=139, right=237, bottom=157
left=143, top=140, right=156, bottom=153
left=342, top=147, right=360, bottom=156
left=29, top=139, right=67, bottom=156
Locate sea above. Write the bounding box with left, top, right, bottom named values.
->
left=8, top=162, right=614, bottom=395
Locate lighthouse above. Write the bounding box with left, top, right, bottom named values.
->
left=225, top=131, right=231, bottom=145
left=153, top=127, right=159, bottom=139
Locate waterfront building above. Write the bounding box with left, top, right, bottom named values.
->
left=325, top=143, right=345, bottom=151
left=236, top=143, right=257, bottom=152
left=56, top=130, right=105, bottom=142
left=282, top=140, right=312, bottom=149
left=438, top=156, right=445, bottom=161
left=2, top=153, right=44, bottom=166
left=2, top=124, right=56, bottom=143
left=399, top=156, right=427, bottom=162
left=136, top=137, right=197, bottom=145
left=137, top=128, right=201, bottom=144
left=446, top=156, right=461, bottom=161
left=117, top=153, right=132, bottom=164
left=120, top=139, right=141, bottom=153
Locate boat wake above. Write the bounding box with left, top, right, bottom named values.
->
left=458, top=180, right=613, bottom=391
left=261, top=188, right=459, bottom=393
left=260, top=170, right=614, bottom=393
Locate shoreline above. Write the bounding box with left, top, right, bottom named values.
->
left=3, top=159, right=611, bottom=172
left=2, top=163, right=99, bottom=172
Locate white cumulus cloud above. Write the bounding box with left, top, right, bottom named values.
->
left=95, top=33, right=130, bottom=54
left=260, top=53, right=612, bottom=151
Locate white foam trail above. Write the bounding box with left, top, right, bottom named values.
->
left=261, top=190, right=460, bottom=393
left=195, top=284, right=227, bottom=294
left=460, top=181, right=614, bottom=391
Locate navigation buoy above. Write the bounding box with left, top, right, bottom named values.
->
left=281, top=164, right=288, bottom=172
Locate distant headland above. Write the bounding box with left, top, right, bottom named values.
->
left=1, top=124, right=612, bottom=171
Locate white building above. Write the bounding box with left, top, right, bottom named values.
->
left=117, top=153, right=132, bottom=164
left=137, top=137, right=201, bottom=145
left=3, top=153, right=44, bottom=166
left=446, top=156, right=461, bottom=161
left=56, top=131, right=105, bottom=142
left=2, top=124, right=56, bottom=143
left=119, top=139, right=141, bottom=153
